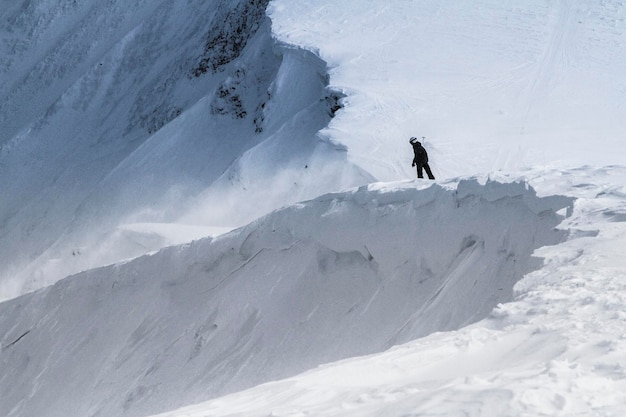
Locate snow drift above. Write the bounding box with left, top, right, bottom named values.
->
left=0, top=179, right=570, bottom=417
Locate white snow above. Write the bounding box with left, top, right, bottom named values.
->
left=269, top=0, right=626, bottom=178
left=0, top=176, right=572, bottom=417
left=0, top=0, right=368, bottom=297
left=145, top=167, right=626, bottom=417
left=1, top=0, right=626, bottom=417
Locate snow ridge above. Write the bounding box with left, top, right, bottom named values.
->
left=148, top=167, right=626, bottom=417
left=0, top=0, right=364, bottom=299
left=2, top=1, right=626, bottom=416
left=0, top=179, right=570, bottom=417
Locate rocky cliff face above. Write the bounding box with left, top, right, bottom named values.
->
left=192, top=0, right=270, bottom=77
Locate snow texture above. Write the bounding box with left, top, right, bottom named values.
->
left=1, top=0, right=626, bottom=416
left=148, top=167, right=626, bottom=417
left=0, top=0, right=366, bottom=298
left=0, top=178, right=569, bottom=417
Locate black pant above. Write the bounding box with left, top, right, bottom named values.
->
left=416, top=163, right=435, bottom=180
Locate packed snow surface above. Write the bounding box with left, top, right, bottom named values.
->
left=1, top=0, right=626, bottom=416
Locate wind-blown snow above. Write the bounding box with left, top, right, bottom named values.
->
left=0, top=0, right=367, bottom=298
left=3, top=0, right=625, bottom=296
left=148, top=167, right=626, bottom=417
left=1, top=0, right=626, bottom=416
left=0, top=178, right=569, bottom=417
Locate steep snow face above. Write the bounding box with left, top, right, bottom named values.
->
left=0, top=179, right=570, bottom=417
left=146, top=166, right=626, bottom=417
left=0, top=0, right=365, bottom=299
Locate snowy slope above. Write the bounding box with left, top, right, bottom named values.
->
left=270, top=0, right=626, bottom=179
left=148, top=167, right=626, bottom=417
left=1, top=1, right=626, bottom=417
left=146, top=1, right=626, bottom=415
left=0, top=0, right=367, bottom=298
left=0, top=178, right=569, bottom=417
left=3, top=0, right=625, bottom=297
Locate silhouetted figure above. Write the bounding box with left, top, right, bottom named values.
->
left=410, top=137, right=435, bottom=180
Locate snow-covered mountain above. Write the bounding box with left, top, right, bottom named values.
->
left=146, top=167, right=626, bottom=417
left=0, top=0, right=368, bottom=298
left=1, top=0, right=626, bottom=416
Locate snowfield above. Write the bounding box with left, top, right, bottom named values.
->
left=1, top=0, right=626, bottom=416
left=270, top=0, right=626, bottom=177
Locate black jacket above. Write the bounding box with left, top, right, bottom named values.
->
left=411, top=141, right=428, bottom=165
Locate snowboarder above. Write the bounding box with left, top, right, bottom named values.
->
left=409, top=137, right=435, bottom=180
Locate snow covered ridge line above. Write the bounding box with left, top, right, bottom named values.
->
left=148, top=167, right=626, bottom=417
left=0, top=178, right=571, bottom=417
left=0, top=0, right=357, bottom=298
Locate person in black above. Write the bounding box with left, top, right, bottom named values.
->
left=410, top=137, right=435, bottom=180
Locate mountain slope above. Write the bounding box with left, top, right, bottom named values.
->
left=3, top=0, right=625, bottom=298
left=0, top=0, right=366, bottom=298
left=147, top=166, right=626, bottom=417
left=270, top=0, right=626, bottom=179
left=0, top=178, right=570, bottom=417
left=1, top=1, right=626, bottom=416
